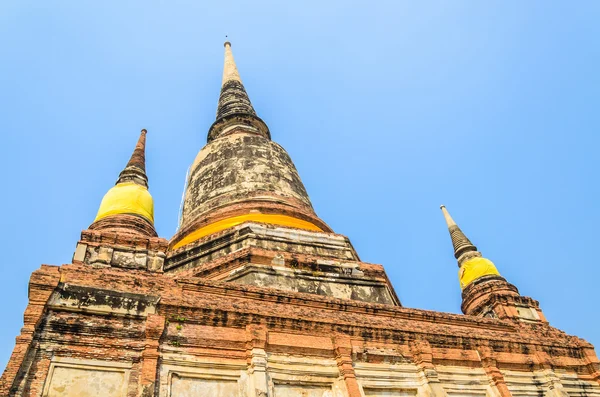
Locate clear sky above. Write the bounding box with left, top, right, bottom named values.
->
left=1, top=1, right=599, bottom=369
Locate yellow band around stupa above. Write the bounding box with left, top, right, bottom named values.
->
left=171, top=213, right=323, bottom=250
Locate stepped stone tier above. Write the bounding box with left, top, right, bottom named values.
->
left=1, top=43, right=598, bottom=397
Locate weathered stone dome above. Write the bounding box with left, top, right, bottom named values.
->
left=170, top=43, right=330, bottom=250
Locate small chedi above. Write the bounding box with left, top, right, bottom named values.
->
left=1, top=42, right=598, bottom=397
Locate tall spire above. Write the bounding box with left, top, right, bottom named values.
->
left=216, top=42, right=256, bottom=120
left=90, top=129, right=156, bottom=237
left=207, top=41, right=270, bottom=142
left=440, top=205, right=478, bottom=264
left=117, top=129, right=148, bottom=188
left=221, top=41, right=243, bottom=86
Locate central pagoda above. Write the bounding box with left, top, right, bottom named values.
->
left=166, top=42, right=398, bottom=306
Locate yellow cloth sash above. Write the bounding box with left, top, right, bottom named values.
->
left=459, top=257, right=500, bottom=289
left=94, top=182, right=154, bottom=223
left=172, top=213, right=322, bottom=250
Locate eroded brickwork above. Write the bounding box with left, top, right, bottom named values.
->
left=1, top=251, right=599, bottom=396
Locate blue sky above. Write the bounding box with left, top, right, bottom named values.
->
left=1, top=1, right=599, bottom=369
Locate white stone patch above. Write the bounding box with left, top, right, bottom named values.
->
left=42, top=357, right=131, bottom=397
left=170, top=374, right=241, bottom=397
left=267, top=354, right=346, bottom=397
left=274, top=383, right=336, bottom=397
left=436, top=365, right=497, bottom=397
left=363, top=388, right=418, bottom=397
left=555, top=369, right=600, bottom=397
left=354, top=362, right=422, bottom=396
left=504, top=368, right=600, bottom=397
left=502, top=370, right=550, bottom=397
left=159, top=355, right=249, bottom=397
left=73, top=243, right=87, bottom=262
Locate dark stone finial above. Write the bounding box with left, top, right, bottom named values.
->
left=440, top=206, right=478, bottom=263
left=208, top=40, right=270, bottom=142
left=117, top=129, right=149, bottom=187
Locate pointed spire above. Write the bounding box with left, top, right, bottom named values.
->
left=222, top=41, right=243, bottom=85
left=440, top=205, right=478, bottom=263
left=117, top=129, right=148, bottom=188
left=215, top=41, right=256, bottom=121
left=90, top=129, right=156, bottom=237
left=207, top=42, right=270, bottom=142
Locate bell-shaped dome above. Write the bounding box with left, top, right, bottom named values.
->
left=170, top=43, right=330, bottom=250
left=94, top=181, right=154, bottom=223
left=458, top=257, right=500, bottom=289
